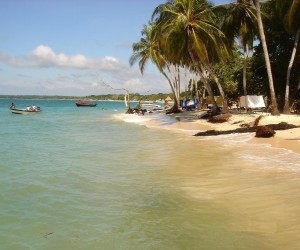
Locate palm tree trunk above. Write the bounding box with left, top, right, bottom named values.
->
left=187, top=47, right=218, bottom=113
left=161, top=68, right=180, bottom=111
left=164, top=64, right=181, bottom=111
left=204, top=65, right=229, bottom=113
left=184, top=66, right=188, bottom=99
left=200, top=68, right=219, bottom=113
left=283, top=28, right=300, bottom=114
left=190, top=77, right=194, bottom=98
left=243, top=49, right=248, bottom=96
left=176, top=65, right=181, bottom=104
left=243, top=44, right=248, bottom=111
left=194, top=76, right=200, bottom=103
left=253, top=0, right=280, bottom=115
left=167, top=65, right=180, bottom=110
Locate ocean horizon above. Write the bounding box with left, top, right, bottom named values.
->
left=1, top=99, right=300, bottom=250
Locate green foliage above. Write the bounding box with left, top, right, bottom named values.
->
left=250, top=0, right=300, bottom=108
left=210, top=46, right=244, bottom=98
left=275, top=0, right=300, bottom=34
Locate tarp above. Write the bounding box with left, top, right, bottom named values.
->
left=180, top=98, right=198, bottom=109
left=239, top=95, right=265, bottom=108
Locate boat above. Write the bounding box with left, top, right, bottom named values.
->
left=11, top=106, right=41, bottom=114
left=75, top=100, right=97, bottom=107
left=141, top=101, right=163, bottom=111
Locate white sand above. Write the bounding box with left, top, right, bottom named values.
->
left=167, top=111, right=300, bottom=154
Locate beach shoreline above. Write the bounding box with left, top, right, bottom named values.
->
left=166, top=110, right=300, bottom=154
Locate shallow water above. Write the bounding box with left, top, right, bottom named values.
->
left=1, top=99, right=300, bottom=249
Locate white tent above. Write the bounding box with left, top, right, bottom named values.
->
left=239, top=95, right=265, bottom=108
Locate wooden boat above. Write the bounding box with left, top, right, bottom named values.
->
left=11, top=107, right=41, bottom=114
left=75, top=100, right=97, bottom=107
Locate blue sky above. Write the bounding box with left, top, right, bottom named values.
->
left=0, top=0, right=229, bottom=96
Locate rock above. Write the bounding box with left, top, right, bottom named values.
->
left=255, top=126, right=276, bottom=138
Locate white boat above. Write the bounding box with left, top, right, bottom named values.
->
left=141, top=101, right=163, bottom=111
left=11, top=107, right=41, bottom=114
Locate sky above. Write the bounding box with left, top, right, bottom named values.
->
left=0, top=0, right=228, bottom=96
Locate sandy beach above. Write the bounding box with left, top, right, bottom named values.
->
left=167, top=111, right=300, bottom=154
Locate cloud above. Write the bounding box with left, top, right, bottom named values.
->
left=0, top=45, right=170, bottom=95
left=0, top=45, right=120, bottom=70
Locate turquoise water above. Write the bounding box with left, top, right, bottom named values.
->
left=1, top=99, right=300, bottom=250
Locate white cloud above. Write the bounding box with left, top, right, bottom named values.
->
left=32, top=45, right=55, bottom=58
left=0, top=45, right=170, bottom=95
left=0, top=45, right=119, bottom=69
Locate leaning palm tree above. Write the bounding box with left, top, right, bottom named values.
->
left=275, top=0, right=300, bottom=114
left=214, top=0, right=257, bottom=108
left=129, top=22, right=181, bottom=110
left=152, top=0, right=231, bottom=114
left=252, top=0, right=280, bottom=115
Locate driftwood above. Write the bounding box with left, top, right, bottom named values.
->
left=194, top=122, right=299, bottom=136
left=126, top=107, right=147, bottom=115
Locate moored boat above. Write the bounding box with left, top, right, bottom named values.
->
left=141, top=101, right=163, bottom=111
left=75, top=100, right=97, bottom=107
left=11, top=106, right=41, bottom=114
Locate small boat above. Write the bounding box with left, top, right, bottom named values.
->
left=141, top=101, right=163, bottom=111
left=11, top=106, right=41, bottom=114
left=75, top=100, right=97, bottom=107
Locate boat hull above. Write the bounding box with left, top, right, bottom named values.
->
left=76, top=103, right=97, bottom=107
left=75, top=100, right=97, bottom=107
left=11, top=108, right=41, bottom=114
left=141, top=102, right=163, bottom=111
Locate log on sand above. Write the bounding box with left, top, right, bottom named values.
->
left=194, top=122, right=299, bottom=137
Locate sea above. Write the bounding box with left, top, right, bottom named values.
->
left=1, top=99, right=300, bottom=250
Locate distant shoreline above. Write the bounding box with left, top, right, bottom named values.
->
left=0, top=93, right=172, bottom=102
left=0, top=97, right=129, bottom=101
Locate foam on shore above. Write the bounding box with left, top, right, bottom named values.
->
left=113, top=112, right=202, bottom=135
left=113, top=111, right=300, bottom=172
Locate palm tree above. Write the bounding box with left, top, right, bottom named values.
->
left=275, top=0, right=300, bottom=114
left=214, top=0, right=257, bottom=109
left=252, top=0, right=280, bottom=115
left=129, top=22, right=181, bottom=110
left=152, top=0, right=231, bottom=114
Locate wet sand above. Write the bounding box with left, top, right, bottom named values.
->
left=117, top=110, right=300, bottom=249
